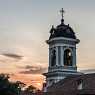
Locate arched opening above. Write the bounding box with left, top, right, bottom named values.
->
left=51, top=49, right=56, bottom=66
left=77, top=79, right=83, bottom=90
left=64, top=49, right=72, bottom=66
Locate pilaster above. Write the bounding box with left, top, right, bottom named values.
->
left=61, top=46, right=64, bottom=66
left=56, top=46, right=59, bottom=66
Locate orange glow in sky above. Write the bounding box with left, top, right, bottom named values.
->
left=9, top=74, right=45, bottom=90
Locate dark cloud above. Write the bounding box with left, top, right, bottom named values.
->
left=2, top=53, right=23, bottom=60
left=19, top=65, right=47, bottom=74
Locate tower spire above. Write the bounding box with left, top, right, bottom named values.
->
left=60, top=8, right=65, bottom=24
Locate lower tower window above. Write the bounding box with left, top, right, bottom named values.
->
left=77, top=79, right=83, bottom=90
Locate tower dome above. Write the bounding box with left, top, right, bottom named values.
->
left=49, top=23, right=76, bottom=40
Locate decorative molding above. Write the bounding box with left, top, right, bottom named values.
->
left=49, top=43, right=76, bottom=48
left=47, top=37, right=80, bottom=44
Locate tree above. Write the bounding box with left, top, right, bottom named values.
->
left=25, top=85, right=37, bottom=93
left=0, top=73, right=25, bottom=95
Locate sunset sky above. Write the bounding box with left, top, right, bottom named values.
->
left=0, top=0, right=95, bottom=89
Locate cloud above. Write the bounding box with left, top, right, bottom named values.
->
left=2, top=53, right=23, bottom=60
left=19, top=65, right=47, bottom=74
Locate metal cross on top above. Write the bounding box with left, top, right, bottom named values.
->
left=60, top=8, right=65, bottom=19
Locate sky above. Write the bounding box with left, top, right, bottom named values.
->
left=0, top=0, right=95, bottom=89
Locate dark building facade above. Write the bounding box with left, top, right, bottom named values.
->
left=45, top=73, right=95, bottom=95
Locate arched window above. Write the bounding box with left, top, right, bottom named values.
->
left=51, top=49, right=56, bottom=66
left=77, top=79, right=83, bottom=90
left=64, top=49, right=72, bottom=66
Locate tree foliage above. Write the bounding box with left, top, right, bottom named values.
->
left=0, top=73, right=25, bottom=95
left=25, top=85, right=37, bottom=93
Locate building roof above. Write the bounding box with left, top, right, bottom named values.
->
left=46, top=73, right=95, bottom=95
left=49, top=21, right=76, bottom=40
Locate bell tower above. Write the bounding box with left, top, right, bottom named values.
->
left=44, top=8, right=80, bottom=90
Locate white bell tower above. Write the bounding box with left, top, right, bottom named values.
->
left=44, top=8, right=80, bottom=90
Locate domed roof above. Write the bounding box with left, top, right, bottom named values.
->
left=49, top=21, right=76, bottom=40
left=49, top=8, right=77, bottom=40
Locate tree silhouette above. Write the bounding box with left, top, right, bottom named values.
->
left=25, top=85, right=37, bottom=93
left=0, top=73, right=25, bottom=95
